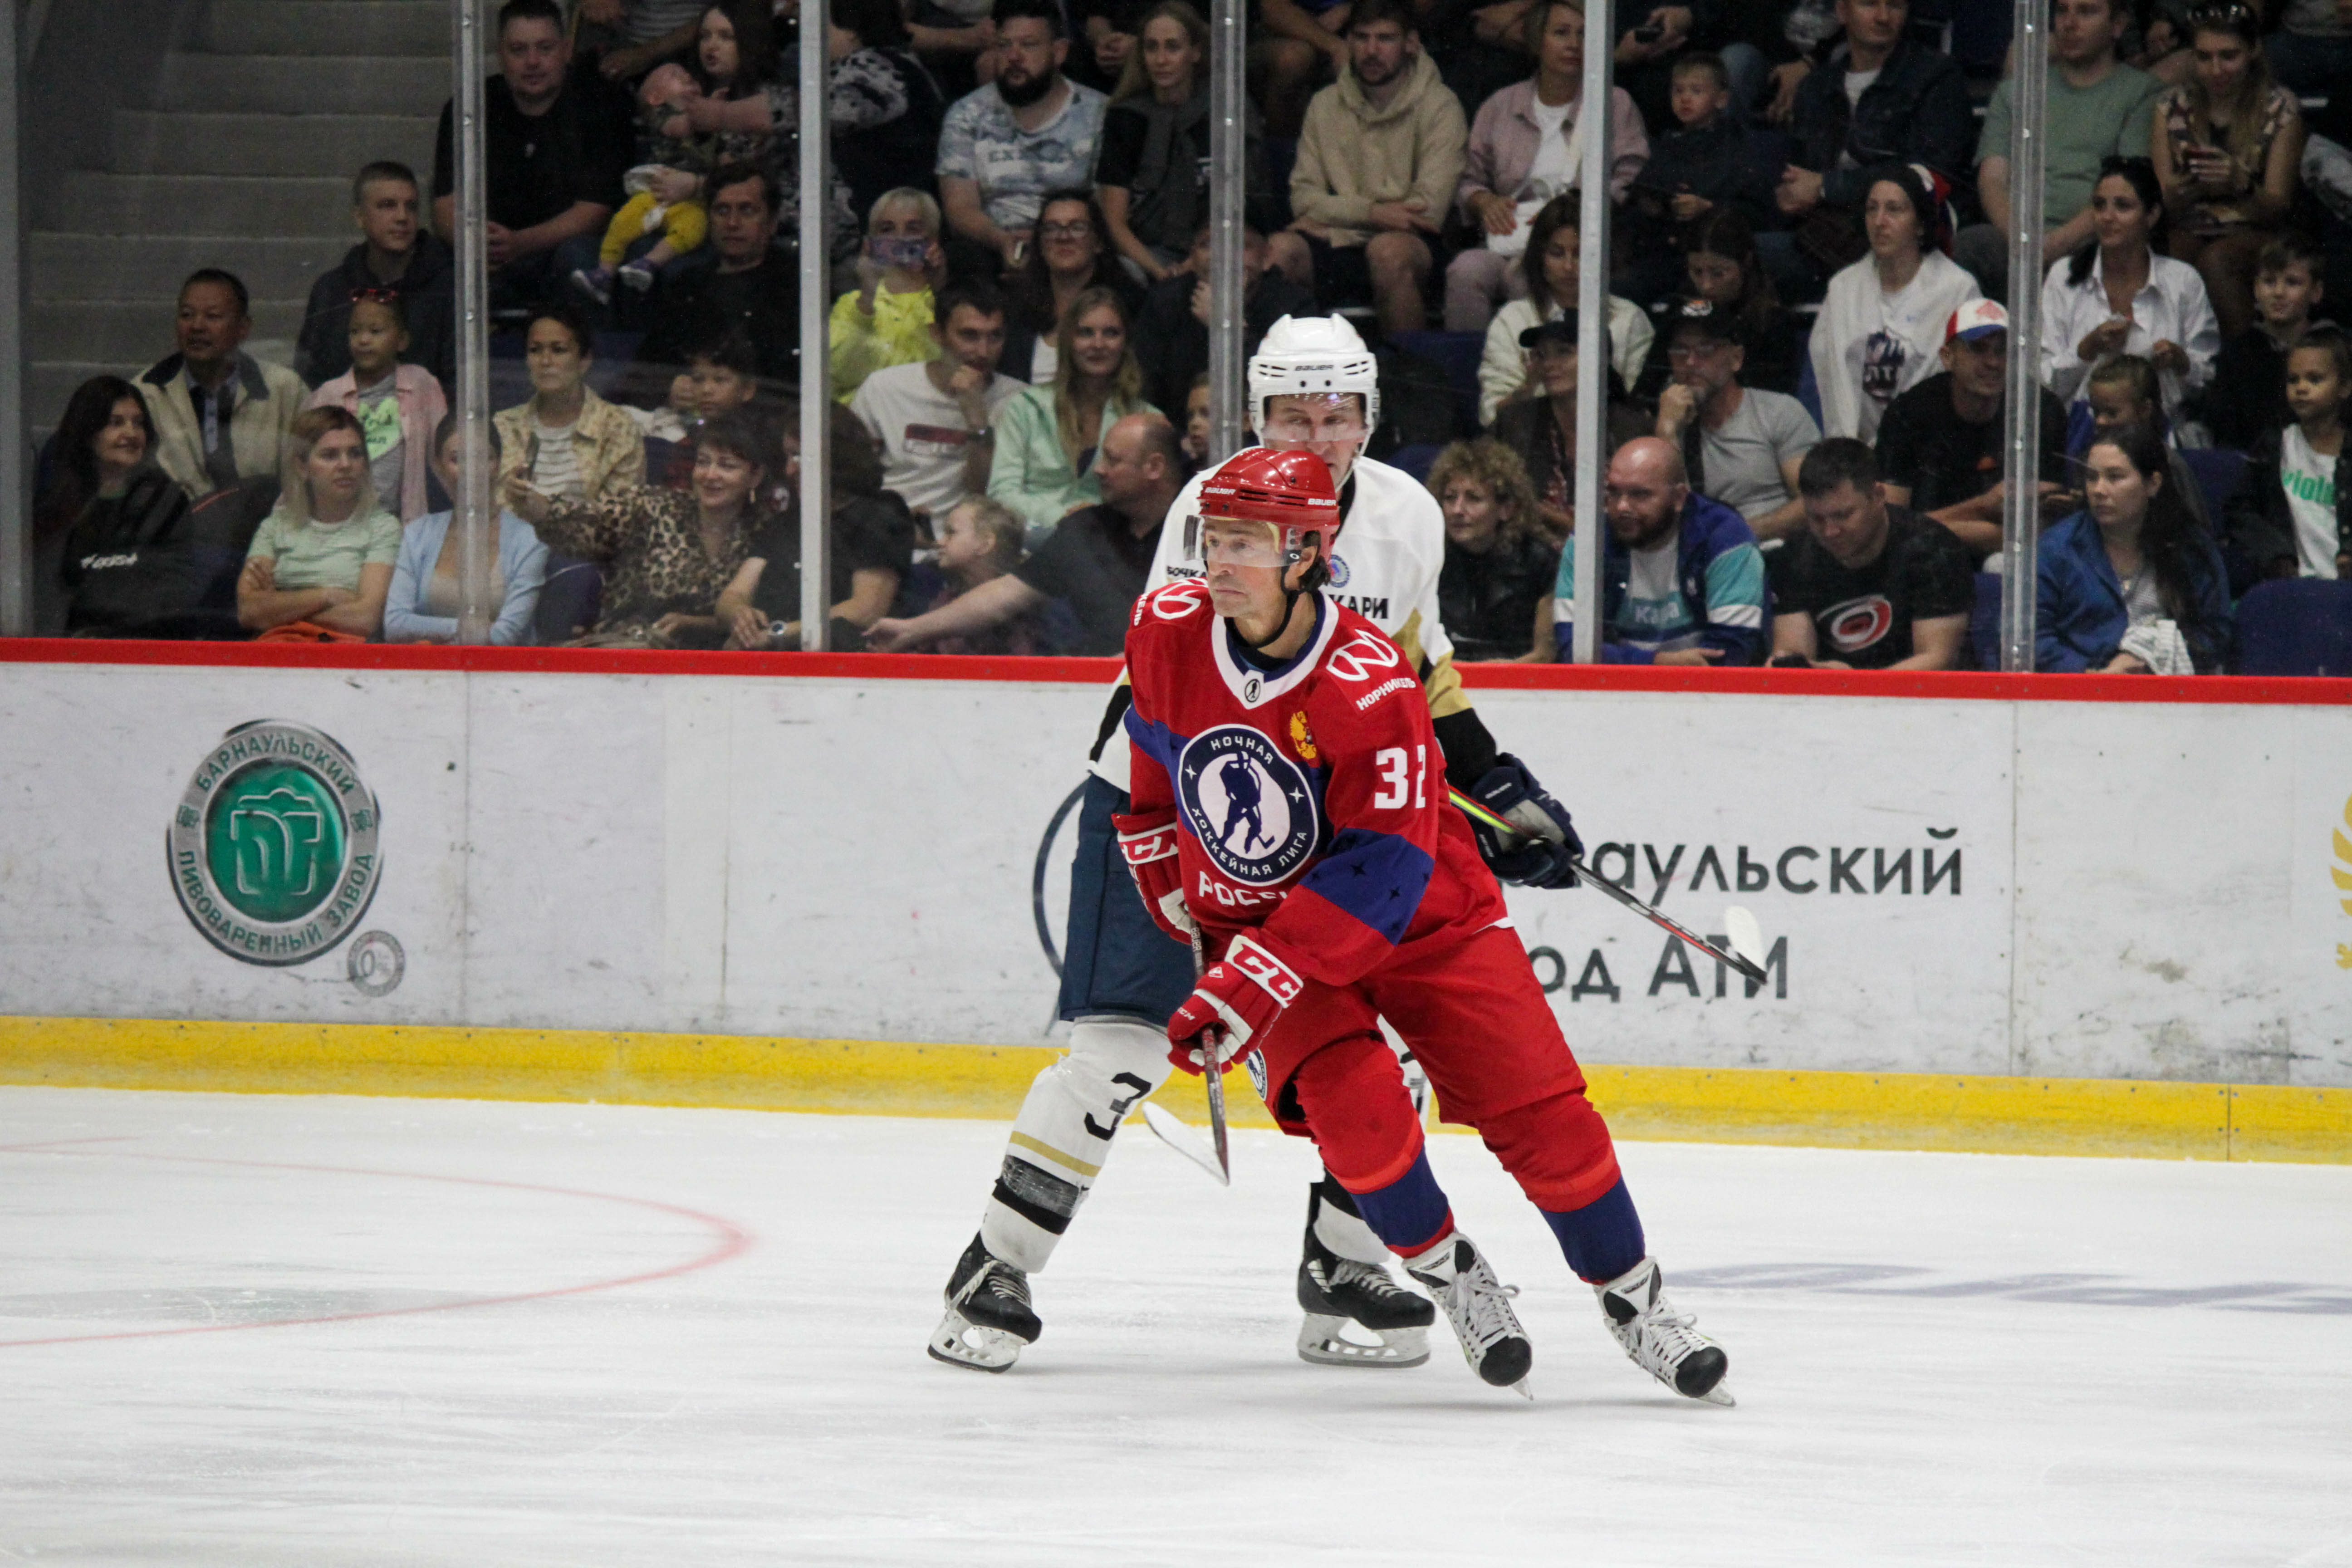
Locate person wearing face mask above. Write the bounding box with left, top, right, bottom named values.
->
left=2036, top=421, right=2230, bottom=672
left=505, top=407, right=779, bottom=647
left=988, top=287, right=1160, bottom=533
left=236, top=407, right=403, bottom=642
left=931, top=314, right=1591, bottom=1378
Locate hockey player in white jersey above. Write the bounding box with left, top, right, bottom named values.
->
left=931, top=315, right=1587, bottom=1374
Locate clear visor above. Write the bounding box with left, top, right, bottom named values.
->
left=1183, top=514, right=1290, bottom=568
left=1258, top=393, right=1368, bottom=446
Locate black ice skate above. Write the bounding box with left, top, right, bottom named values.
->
left=1405, top=1232, right=1534, bottom=1398
left=1594, top=1256, right=1733, bottom=1406
left=1296, top=1225, right=1435, bottom=1368
left=928, top=1233, right=1041, bottom=1373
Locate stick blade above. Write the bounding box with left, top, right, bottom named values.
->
left=1724, top=906, right=1768, bottom=980
left=1140, top=1100, right=1228, bottom=1186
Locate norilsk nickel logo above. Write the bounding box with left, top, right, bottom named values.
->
left=168, top=720, right=383, bottom=966
left=1176, top=725, right=1319, bottom=887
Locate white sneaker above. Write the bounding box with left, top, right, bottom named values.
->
left=1594, top=1256, right=1733, bottom=1405
left=1405, top=1232, right=1533, bottom=1397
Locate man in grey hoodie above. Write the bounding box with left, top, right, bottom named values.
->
left=1269, top=0, right=1467, bottom=337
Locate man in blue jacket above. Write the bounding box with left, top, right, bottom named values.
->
left=1553, top=436, right=1768, bottom=665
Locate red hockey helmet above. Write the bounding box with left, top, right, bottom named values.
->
left=1183, top=446, right=1343, bottom=573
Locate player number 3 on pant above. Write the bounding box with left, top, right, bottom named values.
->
left=1372, top=746, right=1428, bottom=812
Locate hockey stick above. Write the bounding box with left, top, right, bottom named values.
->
left=1448, top=789, right=1771, bottom=986
left=1139, top=1100, right=1229, bottom=1185
left=1190, top=934, right=1232, bottom=1182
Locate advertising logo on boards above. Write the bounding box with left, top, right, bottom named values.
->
left=167, top=720, right=384, bottom=968
left=2334, top=793, right=2352, bottom=970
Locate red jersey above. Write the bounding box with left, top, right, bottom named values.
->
left=1122, top=581, right=1507, bottom=990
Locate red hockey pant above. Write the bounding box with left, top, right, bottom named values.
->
left=1246, top=923, right=1622, bottom=1215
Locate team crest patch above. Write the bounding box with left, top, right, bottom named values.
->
left=1177, top=725, right=1320, bottom=887
left=1325, top=554, right=1352, bottom=588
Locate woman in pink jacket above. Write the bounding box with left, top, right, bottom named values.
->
left=1444, top=0, right=1648, bottom=334
left=304, top=290, right=449, bottom=523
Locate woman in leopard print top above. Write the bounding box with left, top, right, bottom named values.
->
left=506, top=408, right=780, bottom=647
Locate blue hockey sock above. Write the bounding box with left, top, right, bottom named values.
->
left=1541, top=1177, right=1646, bottom=1283
left=1350, top=1147, right=1454, bottom=1257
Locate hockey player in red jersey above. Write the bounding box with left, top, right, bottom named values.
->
left=1114, top=446, right=1734, bottom=1402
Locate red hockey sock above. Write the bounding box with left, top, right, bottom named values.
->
left=1475, top=1088, right=1623, bottom=1213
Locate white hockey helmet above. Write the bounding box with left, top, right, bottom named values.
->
left=1249, top=313, right=1381, bottom=436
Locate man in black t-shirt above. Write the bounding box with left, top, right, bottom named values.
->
left=1769, top=438, right=1975, bottom=671
left=866, top=412, right=1185, bottom=653
left=1874, top=299, right=2072, bottom=564
left=431, top=0, right=632, bottom=311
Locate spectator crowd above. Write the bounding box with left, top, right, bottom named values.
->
left=27, top=0, right=2352, bottom=672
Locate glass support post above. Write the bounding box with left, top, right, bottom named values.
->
left=1206, top=0, right=1247, bottom=463
left=452, top=0, right=494, bottom=641
left=1997, top=0, right=2049, bottom=670
left=798, top=14, right=831, bottom=649
left=1568, top=0, right=1613, bottom=664
left=0, top=0, right=28, bottom=637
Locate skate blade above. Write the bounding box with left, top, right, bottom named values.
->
left=1694, top=1382, right=1736, bottom=1407
left=1296, top=1314, right=1431, bottom=1369
left=1509, top=1377, right=1534, bottom=1402
left=928, top=1309, right=1023, bottom=1373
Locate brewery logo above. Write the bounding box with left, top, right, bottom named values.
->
left=168, top=721, right=384, bottom=966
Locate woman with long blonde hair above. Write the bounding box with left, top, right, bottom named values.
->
left=988, top=285, right=1157, bottom=533
left=1098, top=0, right=1211, bottom=280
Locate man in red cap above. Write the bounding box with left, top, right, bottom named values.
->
left=1103, top=446, right=1735, bottom=1404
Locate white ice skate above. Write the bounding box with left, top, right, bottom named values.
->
left=1594, top=1256, right=1733, bottom=1406
left=928, top=1234, right=1042, bottom=1374
left=1405, top=1232, right=1533, bottom=1398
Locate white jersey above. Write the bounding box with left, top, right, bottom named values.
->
left=1088, top=450, right=1461, bottom=790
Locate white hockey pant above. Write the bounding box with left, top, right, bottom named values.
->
left=980, top=1016, right=1172, bottom=1274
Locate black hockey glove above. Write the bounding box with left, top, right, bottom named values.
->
left=1465, top=754, right=1583, bottom=889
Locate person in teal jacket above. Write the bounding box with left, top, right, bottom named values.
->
left=2036, top=422, right=2230, bottom=673
left=987, top=284, right=1159, bottom=536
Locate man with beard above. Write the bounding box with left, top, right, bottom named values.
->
left=936, top=0, right=1111, bottom=281
left=1271, top=0, right=1465, bottom=337
left=1552, top=435, right=1765, bottom=665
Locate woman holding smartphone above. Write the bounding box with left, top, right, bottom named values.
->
left=492, top=303, right=645, bottom=507
left=2151, top=2, right=2305, bottom=339
left=830, top=188, right=950, bottom=402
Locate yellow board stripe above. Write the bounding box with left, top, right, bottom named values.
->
left=0, top=1016, right=2344, bottom=1165
left=1008, top=1131, right=1103, bottom=1179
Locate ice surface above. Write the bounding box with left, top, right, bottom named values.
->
left=2, top=1085, right=2348, bottom=1566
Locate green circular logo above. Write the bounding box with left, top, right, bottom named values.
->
left=202, top=763, right=351, bottom=924
left=169, top=721, right=383, bottom=966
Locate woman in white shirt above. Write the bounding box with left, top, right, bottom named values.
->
left=1808, top=164, right=1980, bottom=445
left=2038, top=155, right=2221, bottom=426
left=1477, top=194, right=1652, bottom=428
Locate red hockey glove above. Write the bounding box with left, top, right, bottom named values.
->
left=1166, top=933, right=1306, bottom=1075
left=1113, top=809, right=1197, bottom=946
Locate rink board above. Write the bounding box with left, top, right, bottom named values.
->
left=2, top=643, right=2350, bottom=1106
left=3, top=1013, right=2347, bottom=1163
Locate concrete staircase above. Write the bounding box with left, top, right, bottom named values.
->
left=28, top=0, right=451, bottom=426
